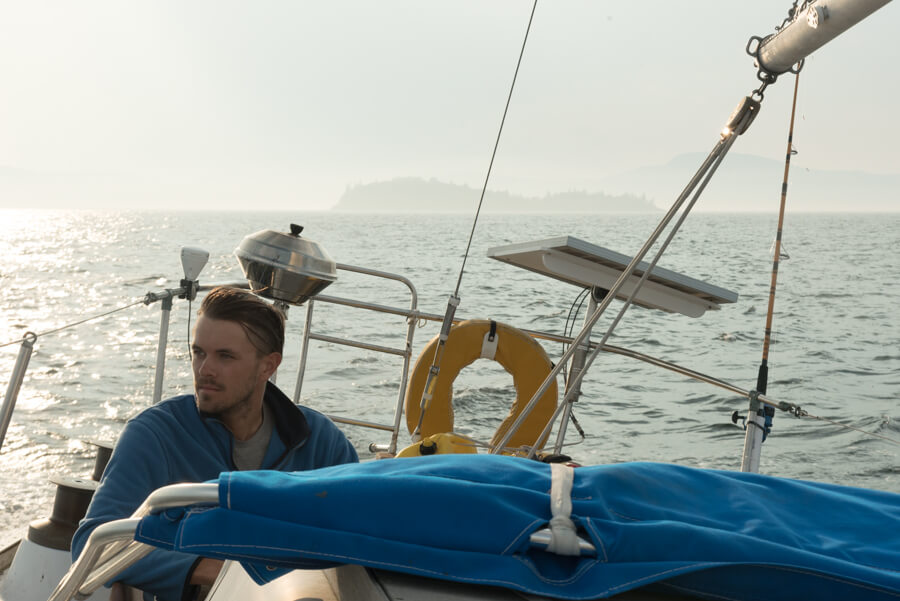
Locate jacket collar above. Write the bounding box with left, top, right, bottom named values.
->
left=195, top=381, right=311, bottom=462
left=263, top=380, right=311, bottom=453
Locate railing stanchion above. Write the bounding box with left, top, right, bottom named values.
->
left=294, top=300, right=315, bottom=403
left=0, top=332, right=36, bottom=454
left=152, top=294, right=174, bottom=404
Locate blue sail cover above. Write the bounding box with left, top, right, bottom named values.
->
left=135, top=455, right=900, bottom=600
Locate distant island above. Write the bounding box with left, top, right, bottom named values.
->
left=332, top=177, right=658, bottom=213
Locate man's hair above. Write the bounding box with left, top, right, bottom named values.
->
left=198, top=286, right=285, bottom=355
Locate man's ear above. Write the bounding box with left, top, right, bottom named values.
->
left=260, top=352, right=282, bottom=380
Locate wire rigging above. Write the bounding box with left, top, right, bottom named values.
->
left=0, top=298, right=146, bottom=348
left=453, top=0, right=538, bottom=296
left=794, top=410, right=899, bottom=445
left=410, top=1, right=538, bottom=441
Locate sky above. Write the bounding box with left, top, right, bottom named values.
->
left=1, top=1, right=898, bottom=211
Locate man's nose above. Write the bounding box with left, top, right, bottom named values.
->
left=197, top=357, right=215, bottom=376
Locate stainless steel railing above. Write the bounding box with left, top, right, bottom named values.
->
left=48, top=483, right=218, bottom=601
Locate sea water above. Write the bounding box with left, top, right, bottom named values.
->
left=1, top=209, right=898, bottom=547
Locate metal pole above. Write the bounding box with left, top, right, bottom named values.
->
left=412, top=294, right=459, bottom=441
left=388, top=313, right=418, bottom=455
left=152, top=295, right=173, bottom=404
left=0, top=333, right=36, bottom=453
left=47, top=520, right=144, bottom=601
left=293, top=300, right=315, bottom=403
left=740, top=392, right=766, bottom=473
left=553, top=292, right=598, bottom=454
left=271, top=300, right=290, bottom=385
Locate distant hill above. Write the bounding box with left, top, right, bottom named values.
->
left=332, top=177, right=658, bottom=213
left=597, top=153, right=900, bottom=212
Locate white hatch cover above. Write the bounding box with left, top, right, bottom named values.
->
left=487, top=236, right=738, bottom=318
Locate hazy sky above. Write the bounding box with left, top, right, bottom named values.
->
left=1, top=1, right=897, bottom=210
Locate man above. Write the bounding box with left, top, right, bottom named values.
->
left=72, top=286, right=358, bottom=600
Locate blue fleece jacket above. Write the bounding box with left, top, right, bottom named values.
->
left=71, top=382, right=358, bottom=601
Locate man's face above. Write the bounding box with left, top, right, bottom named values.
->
left=191, top=315, right=276, bottom=425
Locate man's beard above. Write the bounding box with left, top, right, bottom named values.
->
left=195, top=378, right=255, bottom=420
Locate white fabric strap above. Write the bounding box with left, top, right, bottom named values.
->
left=480, top=330, right=498, bottom=360
left=547, top=463, right=581, bottom=556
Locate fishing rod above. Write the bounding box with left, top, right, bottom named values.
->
left=743, top=72, right=801, bottom=468
left=760, top=72, right=800, bottom=393
left=410, top=0, right=538, bottom=441
left=759, top=72, right=802, bottom=398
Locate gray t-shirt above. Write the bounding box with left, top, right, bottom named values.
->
left=232, top=405, right=274, bottom=470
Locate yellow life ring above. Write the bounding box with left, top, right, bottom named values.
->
left=404, top=319, right=558, bottom=452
